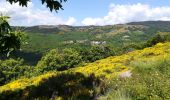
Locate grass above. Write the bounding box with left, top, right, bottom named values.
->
left=98, top=43, right=170, bottom=100
left=100, top=58, right=170, bottom=100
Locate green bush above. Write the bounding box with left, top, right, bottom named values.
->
left=145, top=34, right=165, bottom=47
left=80, top=46, right=115, bottom=62
left=36, top=48, right=82, bottom=71
left=61, top=48, right=82, bottom=69
left=0, top=59, right=33, bottom=85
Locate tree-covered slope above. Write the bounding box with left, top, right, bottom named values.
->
left=11, top=21, right=170, bottom=66
left=128, top=21, right=170, bottom=32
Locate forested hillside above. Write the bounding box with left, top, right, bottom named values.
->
left=11, top=21, right=170, bottom=65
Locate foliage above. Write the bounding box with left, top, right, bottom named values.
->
left=6, top=0, right=67, bottom=12
left=61, top=48, right=82, bottom=69
left=144, top=34, right=165, bottom=47
left=158, top=32, right=170, bottom=41
left=0, top=15, right=26, bottom=57
left=80, top=46, right=115, bottom=62
left=36, top=49, right=63, bottom=71
left=36, top=45, right=116, bottom=72
left=36, top=48, right=82, bottom=71
left=0, top=59, right=33, bottom=85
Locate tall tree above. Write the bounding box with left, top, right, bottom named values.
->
left=6, top=0, right=67, bottom=12
left=0, top=15, right=25, bottom=57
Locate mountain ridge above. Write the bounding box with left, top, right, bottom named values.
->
left=12, top=21, right=170, bottom=34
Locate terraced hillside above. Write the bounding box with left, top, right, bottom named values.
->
left=0, top=42, right=170, bottom=99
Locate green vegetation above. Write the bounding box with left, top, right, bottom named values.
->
left=14, top=24, right=154, bottom=65
left=37, top=48, right=82, bottom=71
left=0, top=58, right=34, bottom=85
left=1, top=19, right=170, bottom=99
left=0, top=42, right=170, bottom=99
left=21, top=32, right=94, bottom=52
left=144, top=34, right=165, bottom=47
left=0, top=15, right=25, bottom=57
left=100, top=56, right=170, bottom=100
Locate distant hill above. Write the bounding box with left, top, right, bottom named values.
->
left=127, top=21, right=170, bottom=32
left=12, top=21, right=170, bottom=34
left=13, top=25, right=122, bottom=34
left=127, top=21, right=170, bottom=26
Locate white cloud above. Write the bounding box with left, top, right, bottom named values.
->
left=0, top=0, right=77, bottom=26
left=65, top=17, right=77, bottom=25
left=82, top=3, right=170, bottom=26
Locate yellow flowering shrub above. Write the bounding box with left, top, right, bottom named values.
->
left=0, top=71, right=57, bottom=92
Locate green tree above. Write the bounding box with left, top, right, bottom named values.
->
left=6, top=0, right=67, bottom=12
left=145, top=34, right=165, bottom=47
left=36, top=49, right=63, bottom=71
left=61, top=48, right=82, bottom=69
left=36, top=48, right=82, bottom=71
left=0, top=15, right=25, bottom=57
left=80, top=46, right=115, bottom=62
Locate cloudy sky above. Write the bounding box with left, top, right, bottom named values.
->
left=1, top=0, right=170, bottom=26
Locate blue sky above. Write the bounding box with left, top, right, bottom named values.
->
left=56, top=0, right=170, bottom=24
left=57, top=0, right=170, bottom=17
left=1, top=0, right=170, bottom=26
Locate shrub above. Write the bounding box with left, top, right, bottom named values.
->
left=61, top=48, right=82, bottom=69
left=80, top=46, right=115, bottom=62
left=0, top=59, right=33, bottom=85
left=36, top=48, right=82, bottom=71
left=0, top=72, right=104, bottom=100
left=145, top=34, right=165, bottom=47
left=36, top=49, right=63, bottom=71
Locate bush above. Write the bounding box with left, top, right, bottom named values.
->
left=0, top=59, right=33, bottom=85
left=36, top=48, right=82, bottom=71
left=61, top=48, right=82, bottom=69
left=0, top=72, right=104, bottom=100
left=144, top=34, right=165, bottom=47
left=80, top=46, right=115, bottom=62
